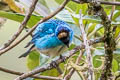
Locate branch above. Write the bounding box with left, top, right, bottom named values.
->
left=115, top=72, right=120, bottom=80
left=63, top=50, right=84, bottom=80
left=14, top=37, right=103, bottom=80
left=79, top=10, right=94, bottom=80
left=63, top=68, right=75, bottom=80
left=0, top=0, right=70, bottom=56
left=72, top=0, right=120, bottom=6
left=0, top=0, right=38, bottom=50
left=89, top=2, right=116, bottom=80
left=0, top=66, right=61, bottom=80
left=109, top=0, right=116, bottom=20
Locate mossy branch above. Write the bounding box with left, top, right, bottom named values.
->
left=89, top=2, right=116, bottom=80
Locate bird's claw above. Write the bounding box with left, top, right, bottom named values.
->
left=50, top=61, right=58, bottom=68
left=50, top=60, right=63, bottom=74
left=60, top=55, right=66, bottom=62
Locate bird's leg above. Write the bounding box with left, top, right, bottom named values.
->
left=50, top=57, right=63, bottom=74
left=49, top=54, right=66, bottom=74
left=60, top=54, right=66, bottom=62
left=50, top=60, right=58, bottom=68
left=51, top=61, right=63, bottom=74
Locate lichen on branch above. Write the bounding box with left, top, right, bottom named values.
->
left=88, top=1, right=116, bottom=80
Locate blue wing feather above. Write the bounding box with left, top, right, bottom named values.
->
left=35, top=34, right=64, bottom=49
left=25, top=19, right=73, bottom=49
left=31, top=19, right=69, bottom=43
left=31, top=21, right=56, bottom=43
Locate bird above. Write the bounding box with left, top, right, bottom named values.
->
left=18, top=19, right=74, bottom=59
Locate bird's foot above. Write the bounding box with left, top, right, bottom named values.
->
left=50, top=61, right=63, bottom=74
left=50, top=61, right=58, bottom=68
left=60, top=55, right=66, bottom=62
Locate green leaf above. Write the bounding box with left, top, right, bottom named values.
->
left=56, top=1, right=88, bottom=24
left=27, top=51, right=65, bottom=79
left=113, top=52, right=120, bottom=70
left=67, top=1, right=81, bottom=12
left=97, top=27, right=104, bottom=36
left=45, top=0, right=74, bottom=23
left=0, top=11, right=43, bottom=27
left=87, top=23, right=96, bottom=35
left=83, top=15, right=101, bottom=23
left=95, top=72, right=101, bottom=80
left=112, top=10, right=120, bottom=21
left=104, top=8, right=111, bottom=15
left=55, top=0, right=63, bottom=4
left=55, top=0, right=77, bottom=11
left=93, top=47, right=104, bottom=56
left=114, top=27, right=120, bottom=38
left=19, top=0, right=50, bottom=16
left=69, top=43, right=76, bottom=50
left=27, top=50, right=40, bottom=70
left=40, top=63, right=64, bottom=78
left=38, top=57, right=65, bottom=80
left=112, top=58, right=119, bottom=73
left=57, top=9, right=74, bottom=23
left=38, top=0, right=49, bottom=9
left=93, top=55, right=102, bottom=68
left=75, top=4, right=88, bottom=14
left=71, top=15, right=79, bottom=26
left=112, top=21, right=120, bottom=25
left=39, top=54, right=49, bottom=66
left=55, top=0, right=87, bottom=14
left=71, top=14, right=102, bottom=24
left=113, top=49, right=120, bottom=64
left=88, top=24, right=103, bottom=38
left=114, top=48, right=120, bottom=55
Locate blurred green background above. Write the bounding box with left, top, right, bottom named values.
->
left=0, top=19, right=30, bottom=80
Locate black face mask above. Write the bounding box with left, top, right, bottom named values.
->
left=57, top=30, right=70, bottom=48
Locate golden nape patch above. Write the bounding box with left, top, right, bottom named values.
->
left=58, top=32, right=68, bottom=39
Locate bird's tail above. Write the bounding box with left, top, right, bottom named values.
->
left=24, top=41, right=32, bottom=48
left=18, top=45, right=35, bottom=58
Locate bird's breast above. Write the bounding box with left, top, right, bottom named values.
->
left=36, top=45, right=67, bottom=57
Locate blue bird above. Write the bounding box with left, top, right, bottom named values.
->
left=19, top=19, right=74, bottom=58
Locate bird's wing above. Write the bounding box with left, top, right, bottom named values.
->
left=31, top=22, right=56, bottom=43
left=24, top=22, right=56, bottom=48
left=31, top=19, right=68, bottom=43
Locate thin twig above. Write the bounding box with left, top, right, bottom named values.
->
left=79, top=10, right=94, bottom=80
left=14, top=37, right=103, bottom=80
left=72, top=0, right=120, bottom=6
left=0, top=0, right=70, bottom=56
left=76, top=50, right=84, bottom=64
left=109, top=0, right=116, bottom=20
left=0, top=0, right=38, bottom=50
left=63, top=50, right=84, bottom=80
left=63, top=68, right=75, bottom=80
left=0, top=66, right=61, bottom=80
left=100, top=1, right=120, bottom=5
left=115, top=72, right=120, bottom=80
left=56, top=66, right=63, bottom=74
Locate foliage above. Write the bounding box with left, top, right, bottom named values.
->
left=0, top=0, right=120, bottom=80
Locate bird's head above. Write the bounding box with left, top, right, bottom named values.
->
left=56, top=25, right=73, bottom=48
